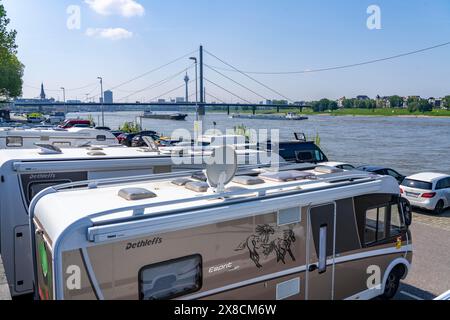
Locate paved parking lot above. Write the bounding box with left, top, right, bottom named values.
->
left=1, top=209, right=449, bottom=301
left=394, top=208, right=450, bottom=300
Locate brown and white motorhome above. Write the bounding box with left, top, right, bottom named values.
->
left=30, top=161, right=413, bottom=300
left=0, top=145, right=279, bottom=298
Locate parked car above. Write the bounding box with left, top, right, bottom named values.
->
left=356, top=165, right=405, bottom=184
left=58, top=119, right=93, bottom=129
left=321, top=161, right=355, bottom=170
left=110, top=130, right=124, bottom=138
left=118, top=131, right=159, bottom=147
left=95, top=126, right=111, bottom=131
left=401, top=172, right=450, bottom=215
left=131, top=132, right=161, bottom=147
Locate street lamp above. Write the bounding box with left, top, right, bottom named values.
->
left=189, top=57, right=198, bottom=121
left=60, top=87, right=67, bottom=114
left=97, top=77, right=104, bottom=126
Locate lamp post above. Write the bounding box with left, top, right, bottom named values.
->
left=60, top=87, right=67, bottom=114
left=189, top=57, right=198, bottom=120
left=97, top=77, right=104, bottom=126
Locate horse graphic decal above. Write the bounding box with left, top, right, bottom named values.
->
left=235, top=224, right=296, bottom=268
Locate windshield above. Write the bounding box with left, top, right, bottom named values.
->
left=401, top=179, right=433, bottom=190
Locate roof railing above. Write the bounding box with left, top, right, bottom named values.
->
left=30, top=168, right=381, bottom=230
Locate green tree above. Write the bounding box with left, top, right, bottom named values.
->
left=443, top=96, right=450, bottom=110
left=342, top=98, right=354, bottom=109
left=388, top=95, right=403, bottom=108
left=0, top=2, right=24, bottom=100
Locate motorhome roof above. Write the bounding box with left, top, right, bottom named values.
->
left=0, top=146, right=273, bottom=165
left=32, top=168, right=399, bottom=244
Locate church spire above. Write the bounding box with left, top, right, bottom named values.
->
left=40, top=83, right=46, bottom=100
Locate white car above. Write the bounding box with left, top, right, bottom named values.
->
left=400, top=172, right=450, bottom=214
left=320, top=161, right=356, bottom=170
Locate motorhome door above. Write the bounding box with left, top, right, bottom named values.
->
left=306, top=203, right=336, bottom=300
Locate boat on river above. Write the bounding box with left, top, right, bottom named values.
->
left=230, top=112, right=308, bottom=121
left=141, top=111, right=188, bottom=121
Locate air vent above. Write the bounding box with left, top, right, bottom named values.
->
left=118, top=188, right=157, bottom=201
left=171, top=178, right=193, bottom=186
left=87, top=151, right=106, bottom=156
left=259, top=170, right=314, bottom=182
left=315, top=166, right=343, bottom=174
left=87, top=146, right=104, bottom=151
left=232, top=175, right=265, bottom=186
left=185, top=182, right=209, bottom=193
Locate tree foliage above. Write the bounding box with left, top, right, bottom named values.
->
left=0, top=2, right=24, bottom=100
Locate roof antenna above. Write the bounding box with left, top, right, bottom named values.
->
left=205, top=145, right=237, bottom=193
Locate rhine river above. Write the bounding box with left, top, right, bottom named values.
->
left=68, top=111, right=450, bottom=176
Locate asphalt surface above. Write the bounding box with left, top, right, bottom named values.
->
left=1, top=209, right=449, bottom=301
left=393, top=208, right=450, bottom=300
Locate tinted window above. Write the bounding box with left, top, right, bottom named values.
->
left=295, top=151, right=314, bottom=162
left=387, top=169, right=401, bottom=179
left=96, top=135, right=107, bottom=141
left=401, top=179, right=432, bottom=190
left=28, top=181, right=71, bottom=203
left=139, top=255, right=202, bottom=300
left=341, top=165, right=355, bottom=170
left=6, top=136, right=23, bottom=147
left=390, top=203, right=404, bottom=237
left=364, top=206, right=387, bottom=245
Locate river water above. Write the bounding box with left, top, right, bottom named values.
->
left=68, top=111, right=450, bottom=176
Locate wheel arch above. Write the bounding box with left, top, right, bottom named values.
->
left=382, top=257, right=411, bottom=291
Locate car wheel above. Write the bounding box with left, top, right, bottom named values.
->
left=379, top=270, right=401, bottom=300
left=434, top=200, right=445, bottom=215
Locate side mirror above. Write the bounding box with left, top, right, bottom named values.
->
left=400, top=198, right=412, bottom=227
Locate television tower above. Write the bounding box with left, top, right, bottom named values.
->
left=184, top=73, right=189, bottom=103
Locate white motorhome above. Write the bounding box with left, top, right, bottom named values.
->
left=30, top=155, right=413, bottom=300
left=0, top=127, right=118, bottom=149
left=0, top=146, right=281, bottom=298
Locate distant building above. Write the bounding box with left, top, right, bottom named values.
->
left=356, top=95, right=370, bottom=101
left=157, top=99, right=166, bottom=103
left=337, top=97, right=346, bottom=108
left=104, top=90, right=113, bottom=104
left=66, top=100, right=82, bottom=104
left=175, top=97, right=185, bottom=103
left=265, top=100, right=272, bottom=105
left=40, top=83, right=46, bottom=100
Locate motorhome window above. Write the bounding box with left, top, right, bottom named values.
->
left=28, top=180, right=71, bottom=204
left=364, top=206, right=387, bottom=245
left=139, top=255, right=202, bottom=300
left=96, top=135, right=107, bottom=141
left=6, top=136, right=23, bottom=147
left=389, top=203, right=404, bottom=236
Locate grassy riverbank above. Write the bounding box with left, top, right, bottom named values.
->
left=222, top=108, right=450, bottom=117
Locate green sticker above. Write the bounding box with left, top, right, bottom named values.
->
left=39, top=241, right=48, bottom=278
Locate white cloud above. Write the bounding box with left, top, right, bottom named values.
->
left=86, top=27, right=133, bottom=40
left=85, top=0, right=145, bottom=17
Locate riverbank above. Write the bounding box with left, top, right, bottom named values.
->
left=222, top=108, right=450, bottom=118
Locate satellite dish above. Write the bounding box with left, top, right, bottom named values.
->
left=205, top=145, right=237, bottom=193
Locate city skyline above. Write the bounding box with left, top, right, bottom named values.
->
left=3, top=0, right=450, bottom=102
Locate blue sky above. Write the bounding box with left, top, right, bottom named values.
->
left=3, top=0, right=450, bottom=102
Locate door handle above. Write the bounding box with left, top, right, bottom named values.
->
left=308, top=264, right=318, bottom=272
